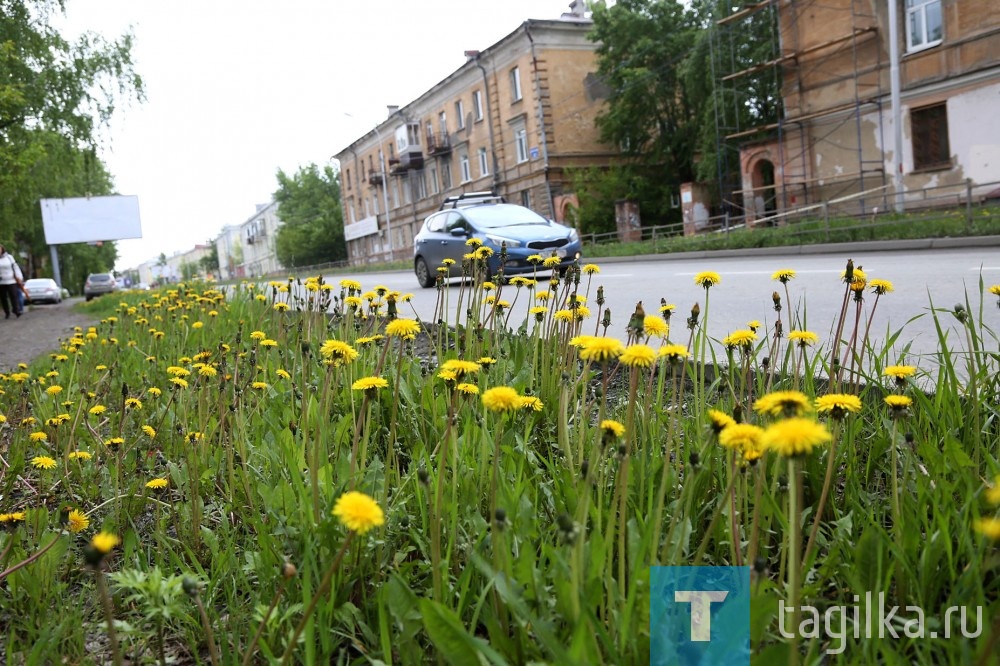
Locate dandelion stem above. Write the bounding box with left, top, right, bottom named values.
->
left=94, top=566, right=123, bottom=666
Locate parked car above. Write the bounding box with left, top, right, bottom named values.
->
left=23, top=278, right=62, bottom=304
left=413, top=193, right=582, bottom=287
left=84, top=272, right=119, bottom=301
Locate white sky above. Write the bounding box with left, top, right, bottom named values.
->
left=55, top=0, right=579, bottom=270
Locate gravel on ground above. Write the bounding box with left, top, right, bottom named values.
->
left=0, top=298, right=98, bottom=372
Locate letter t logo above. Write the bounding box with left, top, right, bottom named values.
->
left=674, top=591, right=729, bottom=641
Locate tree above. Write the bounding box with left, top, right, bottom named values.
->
left=0, top=0, right=143, bottom=280
left=199, top=245, right=219, bottom=277
left=273, top=164, right=346, bottom=268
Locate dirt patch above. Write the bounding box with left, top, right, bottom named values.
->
left=0, top=297, right=98, bottom=372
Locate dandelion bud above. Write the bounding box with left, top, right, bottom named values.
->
left=778, top=474, right=788, bottom=492
left=774, top=320, right=783, bottom=338
left=688, top=451, right=700, bottom=468
left=301, top=341, right=311, bottom=355
left=953, top=304, right=968, bottom=324
left=617, top=444, right=627, bottom=458
left=904, top=432, right=915, bottom=445
left=417, top=467, right=430, bottom=485
left=596, top=286, right=605, bottom=306
left=772, top=291, right=782, bottom=312
left=754, top=557, right=767, bottom=574
left=580, top=459, right=589, bottom=479
left=121, top=383, right=129, bottom=398
left=556, top=513, right=578, bottom=543
left=288, top=421, right=297, bottom=435
left=183, top=576, right=202, bottom=597
left=733, top=405, right=743, bottom=424
left=602, top=308, right=612, bottom=331
left=845, top=259, right=854, bottom=283
left=761, top=356, right=770, bottom=369
left=493, top=507, right=507, bottom=530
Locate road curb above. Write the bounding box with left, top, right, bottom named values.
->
left=587, top=235, right=1000, bottom=264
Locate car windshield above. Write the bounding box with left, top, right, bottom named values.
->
left=25, top=279, right=53, bottom=287
left=463, top=204, right=548, bottom=230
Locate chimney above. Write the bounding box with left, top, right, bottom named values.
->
left=464, top=50, right=480, bottom=61
left=386, top=105, right=399, bottom=118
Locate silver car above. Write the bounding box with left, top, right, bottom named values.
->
left=84, top=273, right=119, bottom=301
left=24, top=278, right=63, bottom=304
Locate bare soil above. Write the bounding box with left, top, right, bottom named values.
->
left=0, top=297, right=98, bottom=372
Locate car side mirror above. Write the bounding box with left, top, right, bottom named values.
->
left=450, top=228, right=467, bottom=237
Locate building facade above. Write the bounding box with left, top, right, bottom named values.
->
left=238, top=202, right=284, bottom=278
left=715, top=0, right=1000, bottom=223
left=334, top=4, right=617, bottom=265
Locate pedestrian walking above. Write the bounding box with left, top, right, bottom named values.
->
left=0, top=244, right=25, bottom=319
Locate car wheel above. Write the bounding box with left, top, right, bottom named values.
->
left=85, top=295, right=92, bottom=302
left=415, top=257, right=435, bottom=288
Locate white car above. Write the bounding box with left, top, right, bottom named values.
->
left=23, top=278, right=63, bottom=304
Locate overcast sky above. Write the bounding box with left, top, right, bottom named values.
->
left=56, top=0, right=581, bottom=270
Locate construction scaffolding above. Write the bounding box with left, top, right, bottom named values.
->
left=710, top=0, right=890, bottom=224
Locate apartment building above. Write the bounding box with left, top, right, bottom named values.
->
left=713, top=0, right=1000, bottom=223
left=238, top=201, right=284, bottom=278
left=334, top=2, right=617, bottom=264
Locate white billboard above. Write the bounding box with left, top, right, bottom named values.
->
left=40, top=195, right=142, bottom=244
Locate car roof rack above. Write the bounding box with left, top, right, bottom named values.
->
left=438, top=191, right=506, bottom=210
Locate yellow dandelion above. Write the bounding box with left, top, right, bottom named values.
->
left=142, top=425, right=157, bottom=438
left=333, top=491, right=385, bottom=534
left=46, top=385, right=63, bottom=396
left=788, top=330, right=819, bottom=347
left=124, top=398, right=143, bottom=409
left=170, top=377, right=189, bottom=389
left=658, top=344, right=689, bottom=362
left=754, top=390, right=811, bottom=417
left=973, top=518, right=1000, bottom=541
left=89, top=405, right=107, bottom=416
left=582, top=264, right=600, bottom=274
left=481, top=386, right=521, bottom=412
left=762, top=418, right=831, bottom=457
left=707, top=409, right=736, bottom=433
left=815, top=393, right=862, bottom=418
left=543, top=256, right=561, bottom=268
left=694, top=271, right=721, bottom=288
left=273, top=302, right=290, bottom=312
left=91, top=531, right=121, bottom=554
left=600, top=419, right=626, bottom=438
left=29, top=431, right=47, bottom=442
left=620, top=344, right=657, bottom=368
left=722, top=330, right=757, bottom=349
left=719, top=423, right=765, bottom=453
left=31, top=455, right=57, bottom=469
left=385, top=318, right=421, bottom=338
left=68, top=451, right=93, bottom=461
left=883, top=365, right=916, bottom=380
left=456, top=383, right=480, bottom=395
left=145, top=478, right=169, bottom=490
left=579, top=337, right=625, bottom=363
left=352, top=376, right=388, bottom=392
left=869, top=279, right=894, bottom=295
left=518, top=395, right=544, bottom=412
left=440, top=359, right=481, bottom=377
left=772, top=269, right=796, bottom=283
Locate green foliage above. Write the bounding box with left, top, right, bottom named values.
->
left=199, top=245, right=220, bottom=276
left=273, top=163, right=346, bottom=268
left=0, top=0, right=142, bottom=283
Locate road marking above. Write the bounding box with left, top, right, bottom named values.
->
left=674, top=269, right=842, bottom=276
left=968, top=267, right=1000, bottom=271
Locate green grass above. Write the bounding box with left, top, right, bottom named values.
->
left=2, top=262, right=999, bottom=664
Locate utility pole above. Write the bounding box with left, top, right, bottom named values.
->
left=887, top=0, right=905, bottom=212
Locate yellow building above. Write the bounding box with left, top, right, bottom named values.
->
left=334, top=4, right=617, bottom=265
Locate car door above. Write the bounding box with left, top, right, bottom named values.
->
left=442, top=212, right=472, bottom=268
left=415, top=211, right=449, bottom=269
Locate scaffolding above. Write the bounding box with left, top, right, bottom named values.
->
left=710, top=0, right=889, bottom=223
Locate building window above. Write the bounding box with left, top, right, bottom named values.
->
left=906, top=0, right=942, bottom=52
left=911, top=103, right=950, bottom=170
left=459, top=152, right=471, bottom=183
left=392, top=180, right=400, bottom=208
left=430, top=166, right=439, bottom=194
left=415, top=171, right=427, bottom=200
left=473, top=90, right=484, bottom=121
left=455, top=100, right=465, bottom=129
left=438, top=112, right=446, bottom=135
left=345, top=168, right=351, bottom=190
left=520, top=190, right=530, bottom=208
left=441, top=161, right=452, bottom=189
left=514, top=126, right=528, bottom=163
left=402, top=175, right=412, bottom=204
left=510, top=66, right=522, bottom=102
left=478, top=147, right=489, bottom=177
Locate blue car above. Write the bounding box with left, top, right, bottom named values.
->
left=413, top=195, right=582, bottom=287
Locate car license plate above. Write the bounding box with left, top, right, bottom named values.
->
left=557, top=248, right=567, bottom=258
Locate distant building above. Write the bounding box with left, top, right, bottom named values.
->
left=239, top=202, right=284, bottom=278
left=333, top=2, right=618, bottom=265
left=215, top=224, right=244, bottom=280
left=714, top=0, right=1000, bottom=224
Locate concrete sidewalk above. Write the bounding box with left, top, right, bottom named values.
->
left=589, top=234, right=1000, bottom=264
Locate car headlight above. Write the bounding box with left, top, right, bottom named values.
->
left=568, top=228, right=580, bottom=243
left=485, top=234, right=522, bottom=248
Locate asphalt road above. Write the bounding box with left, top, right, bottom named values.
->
left=323, top=245, right=1000, bottom=365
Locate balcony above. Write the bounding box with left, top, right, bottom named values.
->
left=426, top=132, right=451, bottom=156
left=397, top=149, right=424, bottom=171
left=367, top=170, right=384, bottom=186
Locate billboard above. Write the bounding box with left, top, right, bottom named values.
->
left=40, top=195, right=142, bottom=245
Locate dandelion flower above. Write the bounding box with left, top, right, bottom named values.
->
left=643, top=316, right=669, bottom=338
left=67, top=509, right=89, bottom=533
left=68, top=451, right=92, bottom=461
left=986, top=476, right=1000, bottom=505
left=707, top=409, right=736, bottom=433
left=658, top=344, right=689, bottom=363
left=105, top=437, right=125, bottom=448
left=320, top=340, right=359, bottom=364
left=385, top=319, right=421, bottom=338
left=620, top=344, right=657, bottom=368
left=772, top=269, right=796, bottom=283
left=352, top=376, right=388, bottom=392
left=273, top=302, right=290, bottom=312
left=582, top=264, right=600, bottom=274
left=146, top=478, right=169, bottom=490
left=754, top=391, right=811, bottom=418
left=477, top=357, right=497, bottom=367
left=250, top=330, right=267, bottom=340
left=788, top=330, right=819, bottom=347
left=600, top=419, right=626, bottom=438
left=694, top=271, right=721, bottom=288
left=815, top=394, right=862, bottom=419
left=29, top=431, right=48, bottom=442
left=31, top=455, right=57, bottom=469
left=553, top=309, right=574, bottom=323
left=482, top=386, right=521, bottom=412
left=170, top=377, right=189, bottom=389
left=333, top=491, right=385, bottom=534
left=91, top=531, right=120, bottom=554
left=276, top=369, right=291, bottom=380
left=722, top=330, right=757, bottom=350
left=440, top=359, right=481, bottom=377
left=579, top=337, right=625, bottom=363
left=142, top=425, right=157, bottom=438
left=147, top=387, right=162, bottom=397
left=124, top=398, right=143, bottom=410
left=762, top=418, right=831, bottom=457
left=251, top=381, right=269, bottom=390
left=719, top=423, right=765, bottom=453
left=518, top=396, right=544, bottom=412
left=0, top=512, right=26, bottom=525
left=542, top=256, right=561, bottom=268
left=569, top=335, right=596, bottom=348
left=883, top=365, right=916, bottom=380
left=884, top=394, right=912, bottom=410
left=89, top=405, right=107, bottom=416
left=869, top=279, right=894, bottom=295
left=46, top=385, right=63, bottom=396
left=974, top=518, right=1000, bottom=541
left=527, top=254, right=543, bottom=264
left=456, top=383, right=479, bottom=395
